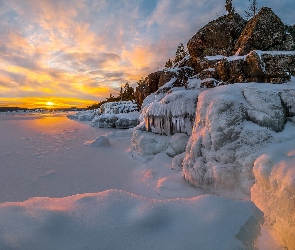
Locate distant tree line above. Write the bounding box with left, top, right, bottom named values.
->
left=87, top=82, right=135, bottom=110
left=0, top=107, right=28, bottom=112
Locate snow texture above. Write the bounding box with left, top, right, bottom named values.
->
left=183, top=82, right=295, bottom=198
left=0, top=190, right=263, bottom=250
left=251, top=139, right=295, bottom=249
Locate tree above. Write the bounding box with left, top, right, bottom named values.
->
left=174, top=43, right=188, bottom=64
left=245, top=0, right=259, bottom=20
left=165, top=58, right=173, bottom=68
left=118, top=82, right=135, bottom=101
left=225, top=0, right=234, bottom=15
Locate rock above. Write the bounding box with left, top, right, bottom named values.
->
left=234, top=7, right=286, bottom=55
left=187, top=13, right=246, bottom=60
left=198, top=68, right=218, bottom=80
left=200, top=78, right=223, bottom=89
left=158, top=67, right=195, bottom=92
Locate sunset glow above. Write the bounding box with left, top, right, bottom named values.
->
left=0, top=0, right=292, bottom=108
left=46, top=102, right=54, bottom=106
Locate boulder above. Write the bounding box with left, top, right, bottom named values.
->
left=187, top=13, right=246, bottom=60
left=234, top=7, right=286, bottom=55
left=158, top=67, right=195, bottom=91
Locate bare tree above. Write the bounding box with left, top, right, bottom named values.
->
left=225, top=0, right=234, bottom=15
left=245, top=0, right=259, bottom=20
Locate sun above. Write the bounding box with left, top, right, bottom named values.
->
left=46, top=101, right=54, bottom=106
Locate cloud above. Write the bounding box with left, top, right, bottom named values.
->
left=0, top=0, right=294, bottom=107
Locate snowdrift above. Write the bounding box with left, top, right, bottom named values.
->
left=0, top=190, right=262, bottom=250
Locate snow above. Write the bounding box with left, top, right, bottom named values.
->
left=182, top=82, right=295, bottom=199
left=0, top=113, right=267, bottom=249
left=251, top=139, right=295, bottom=249
left=85, top=135, right=111, bottom=147
left=100, top=100, right=138, bottom=114
left=205, top=55, right=226, bottom=61
left=67, top=109, right=99, bottom=121
left=68, top=101, right=140, bottom=129
left=0, top=190, right=262, bottom=250
left=254, top=50, right=295, bottom=56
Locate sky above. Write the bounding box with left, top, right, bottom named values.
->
left=0, top=0, right=294, bottom=108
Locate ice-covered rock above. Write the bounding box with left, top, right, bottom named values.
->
left=182, top=82, right=295, bottom=198
left=141, top=88, right=200, bottom=136
left=251, top=139, right=295, bottom=249
left=85, top=136, right=111, bottom=147
left=100, top=101, right=138, bottom=114
left=67, top=109, right=99, bottom=121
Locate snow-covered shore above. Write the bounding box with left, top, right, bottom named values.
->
left=0, top=113, right=279, bottom=249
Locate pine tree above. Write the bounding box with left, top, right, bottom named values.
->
left=174, top=43, right=187, bottom=64
left=225, top=0, right=234, bottom=15
left=165, top=59, right=173, bottom=68
left=245, top=0, right=259, bottom=20
left=119, top=82, right=135, bottom=101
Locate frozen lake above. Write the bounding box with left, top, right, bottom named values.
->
left=0, top=113, right=147, bottom=202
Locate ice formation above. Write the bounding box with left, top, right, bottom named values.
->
left=251, top=139, right=295, bottom=249
left=140, top=87, right=200, bottom=136
left=67, top=109, right=99, bottom=121
left=69, top=101, right=140, bottom=129
left=182, top=82, right=295, bottom=198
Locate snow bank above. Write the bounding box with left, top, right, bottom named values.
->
left=0, top=190, right=263, bottom=250
left=140, top=88, right=200, bottom=135
left=251, top=139, right=295, bottom=249
left=183, top=82, right=295, bottom=198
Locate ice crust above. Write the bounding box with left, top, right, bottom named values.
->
left=182, top=83, right=295, bottom=198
